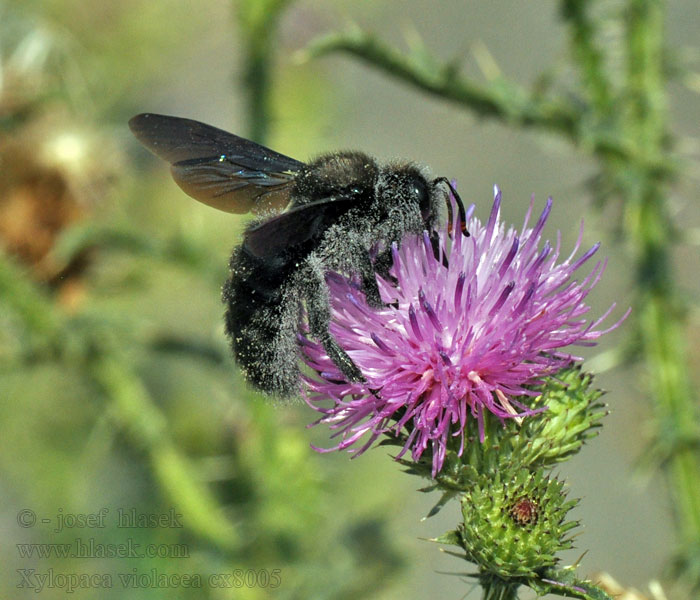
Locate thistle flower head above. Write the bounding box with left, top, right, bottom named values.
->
left=302, top=187, right=625, bottom=476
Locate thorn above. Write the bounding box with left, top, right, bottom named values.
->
left=471, top=40, right=502, bottom=80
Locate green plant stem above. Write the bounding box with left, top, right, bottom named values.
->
left=0, top=255, right=61, bottom=342
left=620, top=0, right=700, bottom=559
left=480, top=576, right=519, bottom=600
left=561, top=0, right=613, bottom=114
left=303, top=28, right=674, bottom=178
left=305, top=28, right=578, bottom=136
left=90, top=353, right=240, bottom=552
left=241, top=27, right=273, bottom=144
left=236, top=0, right=292, bottom=144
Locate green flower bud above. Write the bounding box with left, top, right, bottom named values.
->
left=506, top=366, right=607, bottom=468
left=452, top=469, right=578, bottom=578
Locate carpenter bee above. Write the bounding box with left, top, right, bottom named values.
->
left=129, top=113, right=466, bottom=398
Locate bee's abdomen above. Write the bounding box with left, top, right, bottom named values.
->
left=222, top=245, right=299, bottom=397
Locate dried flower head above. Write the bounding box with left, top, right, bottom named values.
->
left=301, top=187, right=625, bottom=475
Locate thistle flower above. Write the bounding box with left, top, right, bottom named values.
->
left=301, top=187, right=625, bottom=476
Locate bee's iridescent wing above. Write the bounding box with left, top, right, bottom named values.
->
left=129, top=113, right=304, bottom=214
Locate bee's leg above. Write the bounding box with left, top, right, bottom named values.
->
left=270, top=296, right=308, bottom=398
left=361, top=270, right=383, bottom=308
left=429, top=230, right=449, bottom=268
left=302, top=257, right=366, bottom=385
left=362, top=248, right=397, bottom=309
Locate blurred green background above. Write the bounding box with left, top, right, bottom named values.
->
left=1, top=1, right=699, bottom=598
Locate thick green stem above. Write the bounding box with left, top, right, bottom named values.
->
left=561, top=0, right=613, bottom=114
left=90, top=354, right=240, bottom=552
left=236, top=0, right=292, bottom=144
left=241, top=33, right=273, bottom=144
left=480, top=576, right=520, bottom=600
left=619, top=0, right=700, bottom=559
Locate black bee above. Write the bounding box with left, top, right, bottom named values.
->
left=129, top=113, right=466, bottom=398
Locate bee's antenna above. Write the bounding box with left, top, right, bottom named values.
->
left=433, top=177, right=469, bottom=236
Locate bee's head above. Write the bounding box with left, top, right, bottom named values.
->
left=374, top=165, right=436, bottom=229
left=375, top=165, right=468, bottom=237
